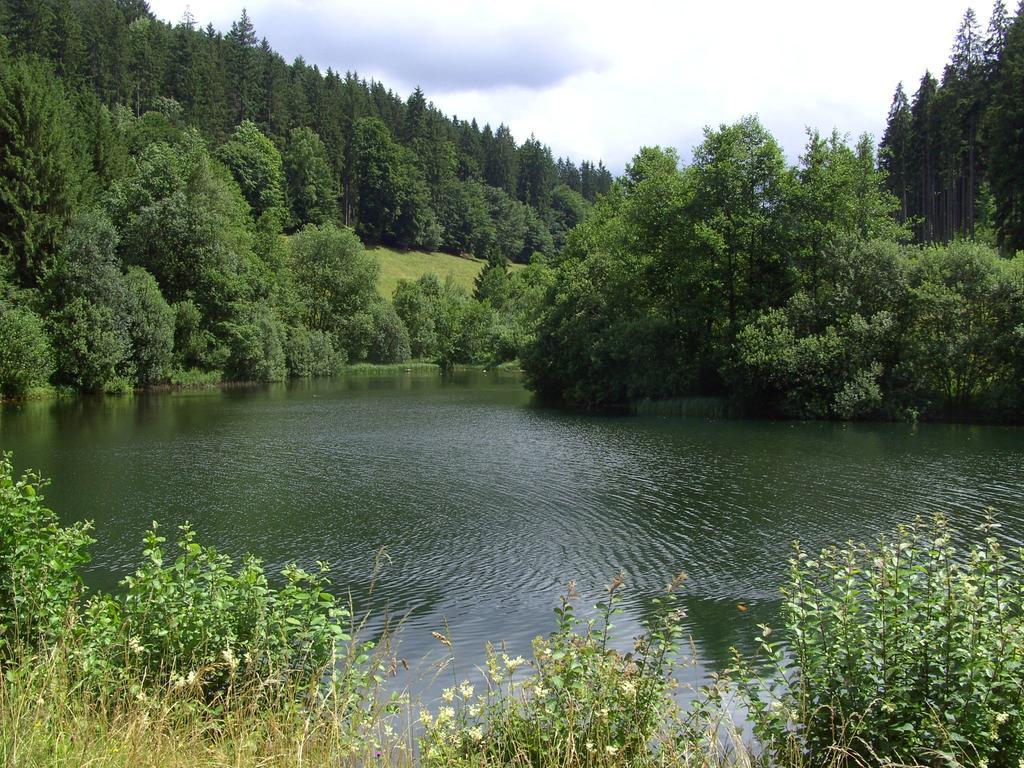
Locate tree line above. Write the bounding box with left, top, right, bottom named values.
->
left=523, top=117, right=1024, bottom=421
left=522, top=3, right=1024, bottom=422
left=880, top=1, right=1024, bottom=254
left=0, top=1, right=588, bottom=395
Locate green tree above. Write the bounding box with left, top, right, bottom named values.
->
left=217, top=120, right=287, bottom=224
left=0, top=304, right=54, bottom=396
left=351, top=117, right=403, bottom=243
left=121, top=266, right=174, bottom=385
left=393, top=274, right=442, bottom=359
left=687, top=117, right=794, bottom=341
left=986, top=7, right=1024, bottom=253
left=290, top=223, right=378, bottom=336
left=0, top=55, right=79, bottom=287
left=283, top=126, right=338, bottom=229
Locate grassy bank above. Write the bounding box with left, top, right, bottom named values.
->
left=3, top=454, right=1023, bottom=767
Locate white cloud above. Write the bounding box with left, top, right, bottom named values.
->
left=150, top=0, right=989, bottom=172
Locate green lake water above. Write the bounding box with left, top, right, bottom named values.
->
left=2, top=370, right=1023, bottom=699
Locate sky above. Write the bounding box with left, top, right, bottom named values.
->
left=147, top=0, right=995, bottom=173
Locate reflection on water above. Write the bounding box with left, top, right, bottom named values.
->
left=2, top=370, right=1023, bottom=699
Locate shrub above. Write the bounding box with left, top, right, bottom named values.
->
left=0, top=454, right=382, bottom=719
left=223, top=305, right=287, bottom=382
left=121, top=266, right=175, bottom=386
left=80, top=523, right=355, bottom=699
left=735, top=516, right=1024, bottom=767
left=172, top=299, right=224, bottom=372
left=367, top=301, right=411, bottom=364
left=284, top=325, right=346, bottom=378
left=0, top=453, right=93, bottom=648
left=48, top=297, right=130, bottom=391
left=419, top=575, right=686, bottom=767
left=0, top=305, right=54, bottom=397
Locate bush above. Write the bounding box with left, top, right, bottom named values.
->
left=735, top=516, right=1024, bottom=767
left=284, top=325, right=346, bottom=378
left=366, top=301, right=411, bottom=364
left=0, top=453, right=93, bottom=648
left=0, top=305, right=54, bottom=397
left=419, top=575, right=686, bottom=767
left=48, top=297, right=130, bottom=392
left=393, top=274, right=441, bottom=359
left=81, top=523, right=353, bottom=698
left=0, top=454, right=381, bottom=715
left=121, top=266, right=174, bottom=386
left=223, top=305, right=287, bottom=382
left=173, top=299, right=225, bottom=372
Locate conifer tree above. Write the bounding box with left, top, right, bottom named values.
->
left=880, top=83, right=912, bottom=221
left=0, top=55, right=79, bottom=287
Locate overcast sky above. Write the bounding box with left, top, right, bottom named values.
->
left=147, top=0, right=992, bottom=173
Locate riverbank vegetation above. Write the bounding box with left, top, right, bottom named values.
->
left=3, top=454, right=1024, bottom=767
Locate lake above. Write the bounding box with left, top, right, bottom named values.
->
left=2, top=370, right=1023, bottom=701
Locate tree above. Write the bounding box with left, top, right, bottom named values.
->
left=108, top=131, right=256, bottom=324
left=0, top=55, right=79, bottom=287
left=474, top=254, right=511, bottom=310
left=483, top=123, right=517, bottom=194
left=0, top=304, right=54, bottom=396
left=351, top=116, right=403, bottom=242
left=688, top=116, right=794, bottom=341
left=225, top=9, right=261, bottom=123
left=880, top=83, right=912, bottom=222
left=290, top=223, right=378, bottom=336
left=516, top=136, right=555, bottom=213
left=792, top=130, right=904, bottom=296
left=986, top=7, right=1024, bottom=253
left=121, top=266, right=174, bottom=385
left=283, top=126, right=338, bottom=228
left=217, top=120, right=287, bottom=224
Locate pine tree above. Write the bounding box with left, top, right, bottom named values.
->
left=880, top=83, right=912, bottom=221
left=986, top=5, right=1024, bottom=252
left=0, top=55, right=79, bottom=287
left=909, top=73, right=939, bottom=242
left=226, top=9, right=260, bottom=123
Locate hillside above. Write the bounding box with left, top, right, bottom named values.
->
left=371, top=247, right=522, bottom=300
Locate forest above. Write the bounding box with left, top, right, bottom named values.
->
left=1, top=0, right=1023, bottom=421
left=0, top=0, right=605, bottom=394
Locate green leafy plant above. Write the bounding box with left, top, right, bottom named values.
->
left=734, top=515, right=1024, bottom=767
left=419, top=573, right=687, bottom=767
left=0, top=453, right=93, bottom=648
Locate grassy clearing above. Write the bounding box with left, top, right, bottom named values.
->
left=370, top=247, right=523, bottom=300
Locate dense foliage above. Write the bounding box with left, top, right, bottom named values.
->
left=0, top=452, right=377, bottom=710
left=0, top=1, right=607, bottom=395
left=735, top=516, right=1024, bottom=766
left=2, top=1, right=1023, bottom=423
left=522, top=119, right=1024, bottom=420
